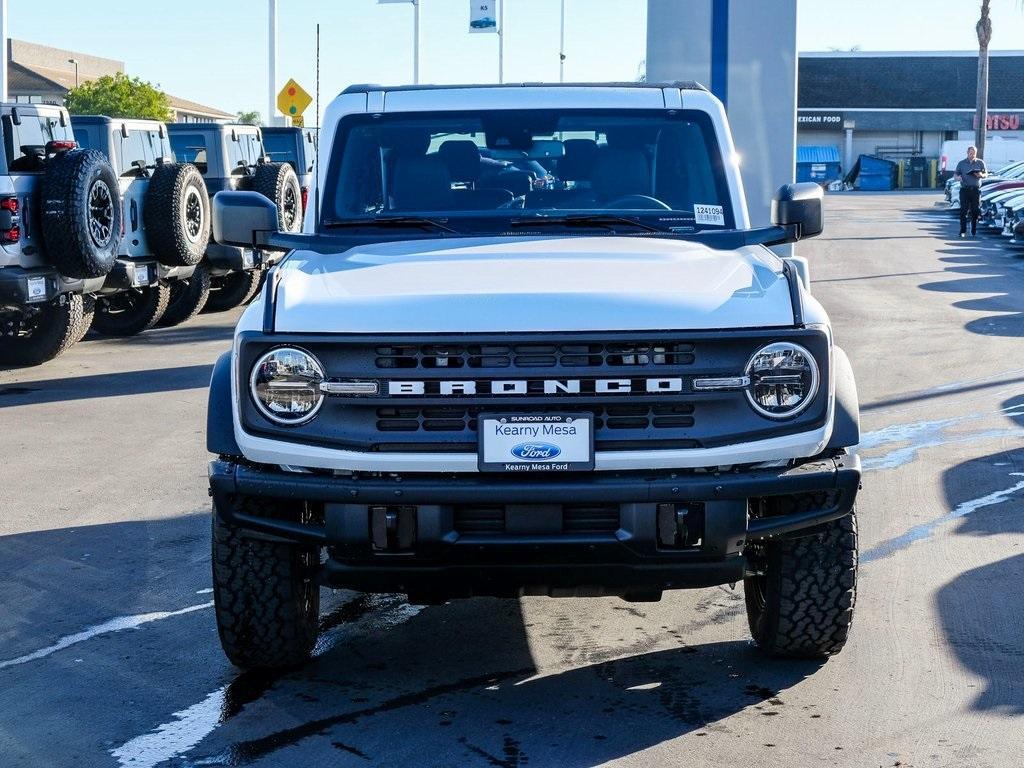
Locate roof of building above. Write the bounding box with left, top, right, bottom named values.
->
left=167, top=95, right=234, bottom=119
left=799, top=51, right=1024, bottom=110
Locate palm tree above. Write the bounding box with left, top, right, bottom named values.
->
left=975, top=0, right=993, bottom=157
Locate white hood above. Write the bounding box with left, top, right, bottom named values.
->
left=271, top=236, right=794, bottom=334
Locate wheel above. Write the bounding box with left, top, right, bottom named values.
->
left=41, top=149, right=122, bottom=278
left=157, top=263, right=211, bottom=327
left=90, top=284, right=170, bottom=337
left=144, top=163, right=211, bottom=266
left=203, top=269, right=262, bottom=313
left=744, top=510, right=858, bottom=658
left=252, top=162, right=303, bottom=232
left=212, top=497, right=321, bottom=669
left=0, top=294, right=87, bottom=366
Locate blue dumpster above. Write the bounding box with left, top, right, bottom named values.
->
left=796, top=145, right=842, bottom=184
left=853, top=154, right=898, bottom=191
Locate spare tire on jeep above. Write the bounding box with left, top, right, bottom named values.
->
left=145, top=163, right=210, bottom=266
left=41, top=149, right=122, bottom=279
left=252, top=162, right=303, bottom=232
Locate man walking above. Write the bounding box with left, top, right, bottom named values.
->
left=955, top=146, right=987, bottom=237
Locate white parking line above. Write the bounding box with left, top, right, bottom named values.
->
left=0, top=602, right=213, bottom=671
left=110, top=687, right=227, bottom=768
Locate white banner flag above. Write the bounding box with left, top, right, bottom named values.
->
left=470, top=1, right=498, bottom=33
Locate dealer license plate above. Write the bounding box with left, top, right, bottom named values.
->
left=478, top=414, right=594, bottom=472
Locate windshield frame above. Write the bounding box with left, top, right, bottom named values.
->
left=319, top=108, right=736, bottom=236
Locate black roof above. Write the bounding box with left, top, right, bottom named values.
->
left=340, top=81, right=707, bottom=95
left=800, top=53, right=1024, bottom=109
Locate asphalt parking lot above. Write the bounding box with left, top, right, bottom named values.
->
left=2, top=191, right=1024, bottom=768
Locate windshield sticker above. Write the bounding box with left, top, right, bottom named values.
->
left=694, top=204, right=725, bottom=226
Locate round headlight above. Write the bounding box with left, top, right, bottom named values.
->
left=250, top=347, right=325, bottom=425
left=745, top=342, right=819, bottom=419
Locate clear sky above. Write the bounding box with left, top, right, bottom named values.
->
left=7, top=0, right=1024, bottom=122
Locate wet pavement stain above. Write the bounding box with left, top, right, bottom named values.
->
left=195, top=667, right=535, bottom=765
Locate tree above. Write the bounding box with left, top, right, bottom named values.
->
left=65, top=73, right=171, bottom=122
left=975, top=0, right=993, bottom=157
left=237, top=110, right=262, bottom=126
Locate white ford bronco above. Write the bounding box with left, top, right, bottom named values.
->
left=206, top=82, right=862, bottom=670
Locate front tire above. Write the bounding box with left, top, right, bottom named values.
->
left=744, top=510, right=858, bottom=658
left=0, top=294, right=87, bottom=366
left=91, top=284, right=170, bottom=337
left=203, top=269, right=262, bottom=313
left=157, top=263, right=211, bottom=327
left=212, top=497, right=321, bottom=669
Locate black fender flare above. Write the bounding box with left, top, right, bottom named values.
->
left=207, top=351, right=241, bottom=456
left=826, top=345, right=860, bottom=450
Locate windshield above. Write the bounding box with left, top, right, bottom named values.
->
left=262, top=132, right=300, bottom=169
left=323, top=109, right=734, bottom=233
left=169, top=133, right=208, bottom=173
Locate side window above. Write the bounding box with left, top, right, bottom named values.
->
left=116, top=130, right=149, bottom=176
left=73, top=127, right=90, bottom=150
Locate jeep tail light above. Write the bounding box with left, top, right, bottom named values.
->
left=300, top=186, right=309, bottom=213
left=0, top=196, right=18, bottom=213
left=2, top=226, right=20, bottom=243
left=0, top=195, right=19, bottom=243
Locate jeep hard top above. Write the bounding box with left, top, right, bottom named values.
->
left=206, top=82, right=862, bottom=670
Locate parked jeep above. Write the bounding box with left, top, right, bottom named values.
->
left=261, top=125, right=315, bottom=215
left=207, top=82, right=862, bottom=670
left=167, top=123, right=302, bottom=313
left=0, top=103, right=122, bottom=365
left=72, top=116, right=211, bottom=333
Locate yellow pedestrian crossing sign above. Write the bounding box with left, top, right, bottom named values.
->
left=277, top=79, right=312, bottom=119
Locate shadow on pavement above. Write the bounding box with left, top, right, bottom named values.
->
left=0, top=363, right=213, bottom=406
left=935, top=394, right=1024, bottom=714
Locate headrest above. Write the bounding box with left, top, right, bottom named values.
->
left=437, top=140, right=482, bottom=182
left=391, top=155, right=452, bottom=210
left=591, top=148, right=650, bottom=200
left=379, top=127, right=431, bottom=157
left=559, top=138, right=599, bottom=181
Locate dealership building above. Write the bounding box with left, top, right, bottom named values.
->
left=797, top=50, right=1024, bottom=177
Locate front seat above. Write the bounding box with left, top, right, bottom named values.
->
left=437, top=140, right=513, bottom=209
left=390, top=155, right=453, bottom=211
left=590, top=147, right=652, bottom=203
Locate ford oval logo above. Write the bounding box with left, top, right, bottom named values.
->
left=511, top=442, right=562, bottom=461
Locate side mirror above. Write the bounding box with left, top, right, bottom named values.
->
left=212, top=191, right=279, bottom=247
left=771, top=182, right=823, bottom=240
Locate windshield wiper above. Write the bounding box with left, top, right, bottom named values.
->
left=508, top=214, right=666, bottom=233
left=322, top=216, right=458, bottom=234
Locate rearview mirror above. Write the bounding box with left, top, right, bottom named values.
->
left=771, top=182, right=823, bottom=239
left=212, top=191, right=279, bottom=247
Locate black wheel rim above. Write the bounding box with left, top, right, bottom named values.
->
left=282, top=184, right=298, bottom=230
left=184, top=187, right=205, bottom=243
left=88, top=179, right=114, bottom=247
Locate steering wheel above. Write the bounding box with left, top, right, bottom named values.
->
left=603, top=194, right=672, bottom=211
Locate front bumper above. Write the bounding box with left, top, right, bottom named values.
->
left=209, top=452, right=861, bottom=598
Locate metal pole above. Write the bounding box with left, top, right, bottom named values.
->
left=559, top=0, right=565, bottom=82
left=0, top=0, right=8, bottom=103
left=268, top=0, right=277, bottom=123
left=413, top=0, right=420, bottom=84
left=498, top=0, right=504, bottom=83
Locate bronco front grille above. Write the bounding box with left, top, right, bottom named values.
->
left=375, top=342, right=696, bottom=370
left=375, top=404, right=696, bottom=433
left=453, top=504, right=621, bottom=535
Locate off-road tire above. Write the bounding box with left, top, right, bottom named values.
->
left=0, top=294, right=87, bottom=366
left=41, top=149, right=122, bottom=279
left=75, top=295, right=95, bottom=343
left=90, top=284, right=170, bottom=337
left=145, top=163, right=210, bottom=266
left=158, top=263, right=211, bottom=327
left=252, top=162, right=303, bottom=232
left=744, top=510, right=857, bottom=658
left=212, top=497, right=321, bottom=669
left=203, top=269, right=262, bottom=313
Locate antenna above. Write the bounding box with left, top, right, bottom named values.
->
left=314, top=22, right=320, bottom=231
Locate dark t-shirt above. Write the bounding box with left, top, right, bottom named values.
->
left=956, top=158, right=986, bottom=188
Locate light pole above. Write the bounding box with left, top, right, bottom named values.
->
left=413, top=0, right=420, bottom=84
left=497, top=0, right=504, bottom=84
left=559, top=0, right=565, bottom=83
left=268, top=0, right=277, bottom=125
left=67, top=58, right=79, bottom=88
